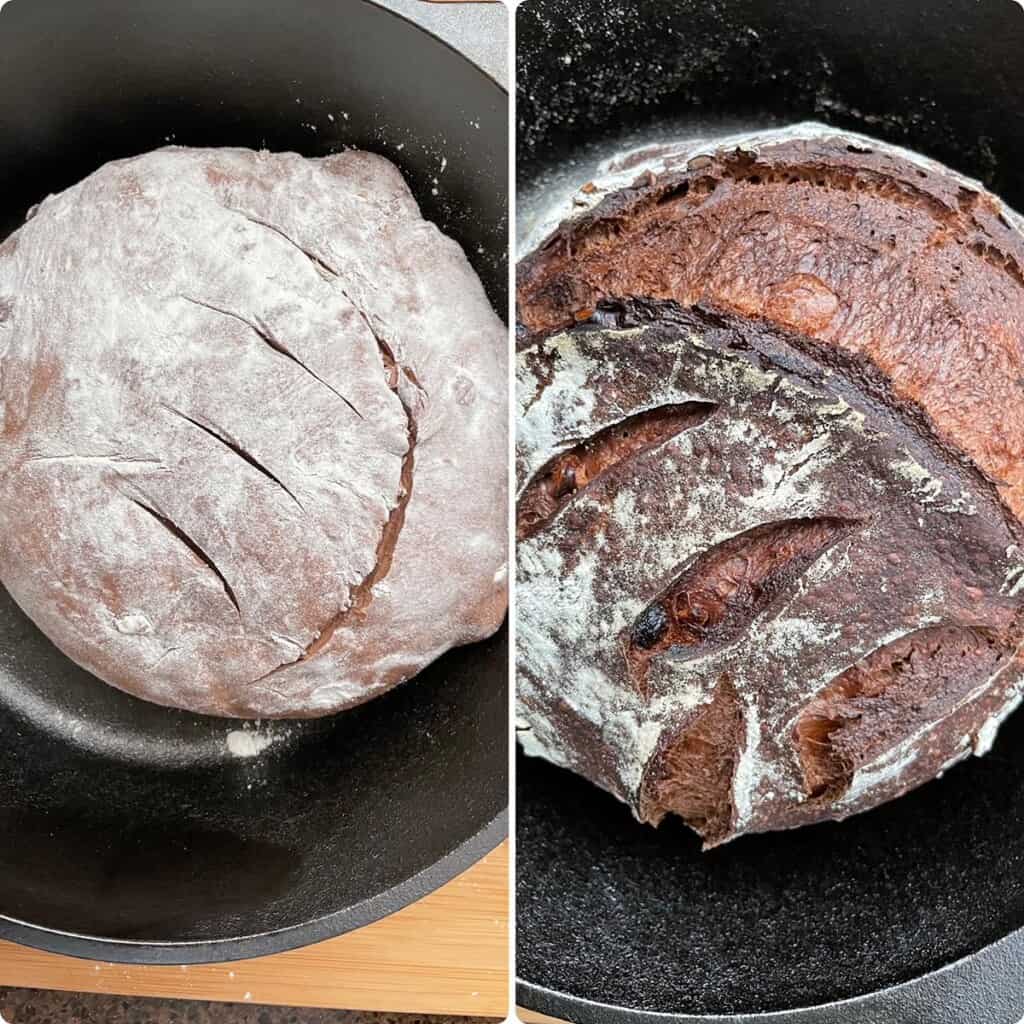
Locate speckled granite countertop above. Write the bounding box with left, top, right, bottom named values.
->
left=0, top=989, right=495, bottom=1024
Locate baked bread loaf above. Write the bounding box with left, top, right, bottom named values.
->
left=516, top=125, right=1024, bottom=846
left=0, top=146, right=507, bottom=719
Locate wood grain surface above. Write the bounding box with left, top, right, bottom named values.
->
left=517, top=1009, right=568, bottom=1024
left=0, top=843, right=508, bottom=1018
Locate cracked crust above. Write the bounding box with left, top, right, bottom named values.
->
left=515, top=300, right=1024, bottom=847
left=515, top=126, right=1024, bottom=844
left=518, top=124, right=1024, bottom=522
left=0, top=146, right=508, bottom=718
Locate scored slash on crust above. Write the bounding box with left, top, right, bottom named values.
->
left=626, top=515, right=862, bottom=693
left=517, top=401, right=718, bottom=541
left=639, top=674, right=745, bottom=848
left=794, top=623, right=1018, bottom=802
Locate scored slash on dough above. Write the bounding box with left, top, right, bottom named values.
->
left=160, top=403, right=305, bottom=511
left=25, top=453, right=164, bottom=470
left=227, top=206, right=341, bottom=283
left=179, top=294, right=365, bottom=420
left=253, top=337, right=422, bottom=681
left=127, top=496, right=242, bottom=616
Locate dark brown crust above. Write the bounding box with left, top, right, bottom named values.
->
left=516, top=293, right=1024, bottom=844
left=518, top=135, right=1024, bottom=522
left=517, top=402, right=716, bottom=540
left=627, top=516, right=859, bottom=693
left=580, top=297, right=1024, bottom=546
left=639, top=675, right=745, bottom=847
left=795, top=623, right=1017, bottom=801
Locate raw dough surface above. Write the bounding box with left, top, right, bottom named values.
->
left=0, top=147, right=507, bottom=718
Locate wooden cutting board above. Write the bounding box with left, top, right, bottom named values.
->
left=0, top=842, right=508, bottom=1017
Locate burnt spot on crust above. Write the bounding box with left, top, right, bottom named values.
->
left=517, top=401, right=717, bottom=541
left=640, top=675, right=745, bottom=847
left=631, top=603, right=669, bottom=650
left=629, top=516, right=859, bottom=688
left=795, top=623, right=1016, bottom=802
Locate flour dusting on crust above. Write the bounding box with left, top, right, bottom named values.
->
left=516, top=308, right=1023, bottom=845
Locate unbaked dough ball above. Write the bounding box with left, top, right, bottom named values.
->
left=0, top=147, right=507, bottom=718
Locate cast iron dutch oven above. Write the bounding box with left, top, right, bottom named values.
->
left=516, top=1, right=1024, bottom=1021
left=0, top=0, right=507, bottom=964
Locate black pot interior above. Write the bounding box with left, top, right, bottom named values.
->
left=0, top=0, right=507, bottom=959
left=516, top=0, right=1024, bottom=1016
left=518, top=0, right=1024, bottom=215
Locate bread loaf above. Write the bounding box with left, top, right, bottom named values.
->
left=516, top=125, right=1024, bottom=845
left=0, top=146, right=507, bottom=719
